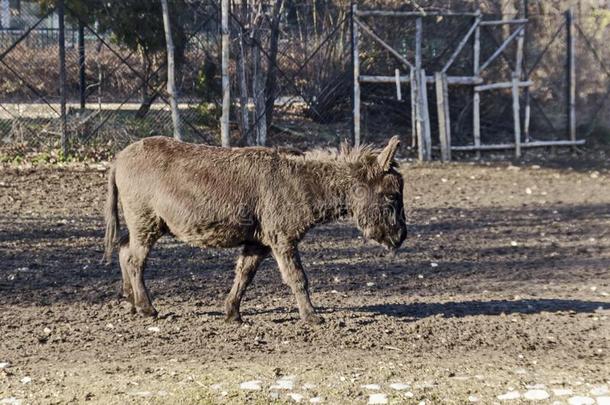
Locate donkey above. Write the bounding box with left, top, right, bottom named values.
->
left=103, top=136, right=406, bottom=324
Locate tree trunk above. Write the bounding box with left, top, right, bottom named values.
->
left=220, top=0, right=230, bottom=147
left=161, top=0, right=182, bottom=140
left=264, top=0, right=284, bottom=130
left=252, top=27, right=266, bottom=146
left=236, top=28, right=251, bottom=145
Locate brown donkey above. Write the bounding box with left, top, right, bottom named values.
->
left=104, top=136, right=406, bottom=324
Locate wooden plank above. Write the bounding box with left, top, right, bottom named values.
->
left=415, top=17, right=422, bottom=73
left=512, top=76, right=521, bottom=158
left=474, top=80, right=533, bottom=91
left=435, top=72, right=447, bottom=161
left=435, top=72, right=451, bottom=162
left=566, top=8, right=576, bottom=144
left=220, top=0, right=230, bottom=147
left=479, top=18, right=528, bottom=26
left=353, top=4, right=361, bottom=147
left=479, top=25, right=524, bottom=72
left=395, top=69, right=401, bottom=101
left=359, top=75, right=483, bottom=85
left=356, top=10, right=479, bottom=17
left=419, top=68, right=432, bottom=161
left=442, top=72, right=451, bottom=161
left=355, top=18, right=413, bottom=69
left=415, top=17, right=423, bottom=156
left=410, top=69, right=417, bottom=149
left=442, top=14, right=480, bottom=73
left=450, top=139, right=585, bottom=151
left=515, top=18, right=525, bottom=78
left=473, top=91, right=480, bottom=158
left=359, top=75, right=477, bottom=84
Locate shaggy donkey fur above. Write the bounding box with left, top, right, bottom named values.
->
left=104, top=136, right=406, bottom=324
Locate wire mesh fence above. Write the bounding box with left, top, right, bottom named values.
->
left=0, top=0, right=608, bottom=159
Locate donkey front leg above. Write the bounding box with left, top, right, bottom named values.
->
left=271, top=242, right=323, bottom=325
left=225, top=243, right=270, bottom=323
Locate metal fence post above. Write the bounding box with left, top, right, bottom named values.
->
left=566, top=8, right=576, bottom=147
left=78, top=20, right=85, bottom=110
left=351, top=3, right=360, bottom=147
left=58, top=0, right=67, bottom=157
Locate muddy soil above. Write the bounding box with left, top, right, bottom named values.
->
left=0, top=159, right=609, bottom=404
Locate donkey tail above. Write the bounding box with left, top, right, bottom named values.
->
left=103, top=164, right=120, bottom=264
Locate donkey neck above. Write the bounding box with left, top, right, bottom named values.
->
left=295, top=158, right=354, bottom=224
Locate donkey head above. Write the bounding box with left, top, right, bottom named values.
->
left=347, top=136, right=407, bottom=252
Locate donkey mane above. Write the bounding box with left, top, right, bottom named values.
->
left=298, top=143, right=376, bottom=163
left=288, top=142, right=400, bottom=180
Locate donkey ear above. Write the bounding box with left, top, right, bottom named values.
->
left=377, top=136, right=400, bottom=171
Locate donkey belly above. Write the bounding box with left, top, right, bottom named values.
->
left=156, top=198, right=258, bottom=249
left=172, top=220, right=254, bottom=248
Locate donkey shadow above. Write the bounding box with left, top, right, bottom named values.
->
left=354, top=298, right=609, bottom=319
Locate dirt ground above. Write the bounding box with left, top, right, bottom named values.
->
left=0, top=155, right=609, bottom=404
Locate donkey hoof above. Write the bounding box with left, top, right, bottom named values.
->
left=225, top=313, right=243, bottom=324
left=303, top=314, right=324, bottom=325
left=137, top=307, right=158, bottom=318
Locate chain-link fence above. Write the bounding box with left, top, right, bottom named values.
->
left=0, top=0, right=608, bottom=158
left=356, top=3, right=609, bottom=153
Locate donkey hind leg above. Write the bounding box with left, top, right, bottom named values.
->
left=271, top=243, right=323, bottom=325
left=225, top=243, right=270, bottom=323
left=122, top=220, right=163, bottom=317
left=117, top=234, right=135, bottom=312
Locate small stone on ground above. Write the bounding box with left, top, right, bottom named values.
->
left=568, top=396, right=595, bottom=405
left=523, top=390, right=550, bottom=400
left=368, top=393, right=388, bottom=404
left=497, top=390, right=521, bottom=400
left=288, top=393, right=304, bottom=402
left=239, top=380, right=262, bottom=391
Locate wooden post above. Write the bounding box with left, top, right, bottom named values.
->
left=415, top=17, right=422, bottom=77
left=410, top=68, right=417, bottom=149
left=512, top=75, right=521, bottom=158
left=161, top=0, right=182, bottom=140
left=419, top=68, right=431, bottom=161
left=220, top=0, right=230, bottom=147
left=442, top=73, right=451, bottom=161
left=414, top=17, right=423, bottom=156
left=352, top=4, right=361, bottom=147
left=395, top=69, right=401, bottom=101
left=435, top=72, right=451, bottom=162
left=514, top=15, right=525, bottom=156
left=58, top=0, right=67, bottom=157
left=566, top=8, right=576, bottom=146
left=78, top=20, right=85, bottom=110
left=473, top=9, right=481, bottom=159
